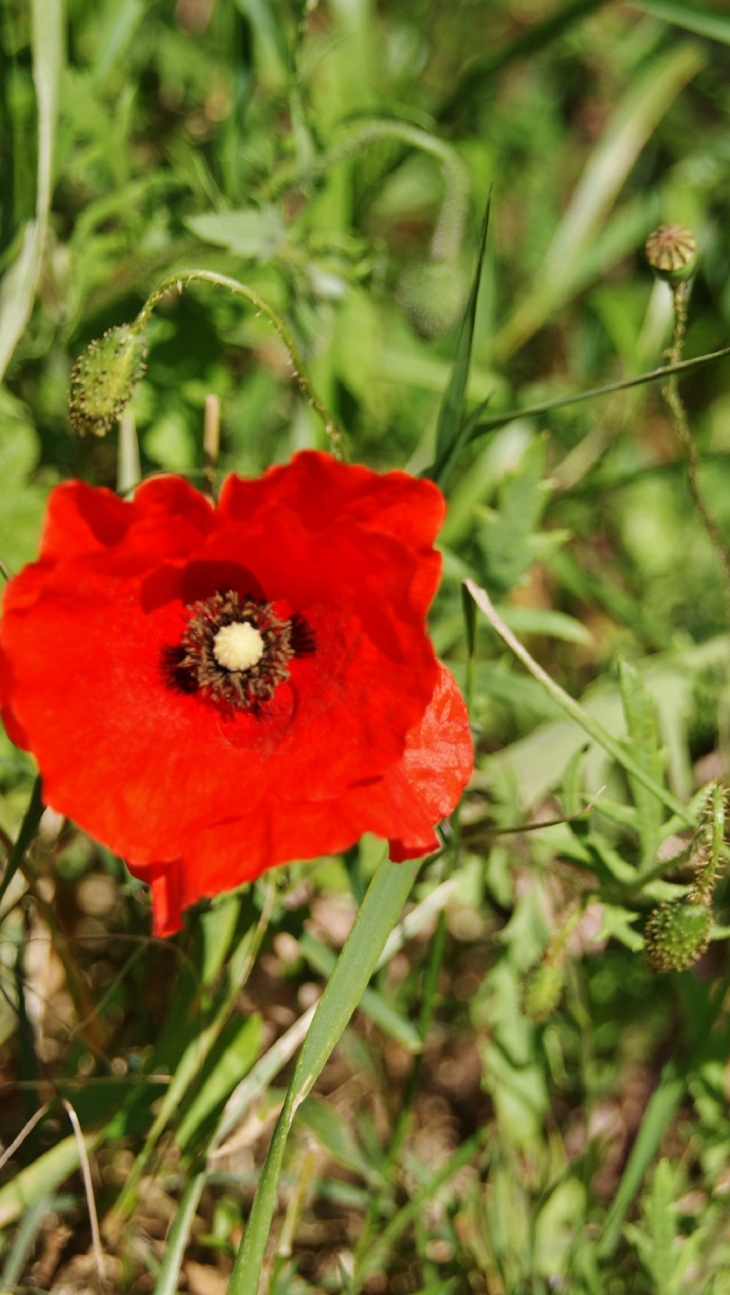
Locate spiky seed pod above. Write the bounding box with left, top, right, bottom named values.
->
left=397, top=261, right=469, bottom=339
left=69, top=325, right=147, bottom=437
left=523, top=960, right=566, bottom=1023
left=644, top=897, right=712, bottom=974
left=645, top=224, right=696, bottom=285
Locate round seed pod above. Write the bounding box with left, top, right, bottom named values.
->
left=397, top=260, right=469, bottom=339
left=644, top=898, right=711, bottom=974
left=523, top=960, right=565, bottom=1023
left=69, top=324, right=147, bottom=437
left=644, top=224, right=696, bottom=285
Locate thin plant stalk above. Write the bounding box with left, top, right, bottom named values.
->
left=662, top=284, right=730, bottom=615
left=464, top=579, right=691, bottom=824
left=135, top=271, right=344, bottom=457
left=468, top=342, right=730, bottom=442
left=0, top=777, right=44, bottom=912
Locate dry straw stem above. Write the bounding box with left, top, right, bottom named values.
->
left=203, top=393, right=221, bottom=492
left=61, top=1099, right=106, bottom=1287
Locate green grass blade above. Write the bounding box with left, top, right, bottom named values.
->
left=465, top=579, right=689, bottom=822
left=495, top=41, right=706, bottom=361
left=0, top=1193, right=53, bottom=1288
left=0, top=1132, right=100, bottom=1230
left=0, top=777, right=44, bottom=911
left=152, top=1171, right=207, bottom=1295
left=228, top=851, right=420, bottom=1295
left=0, top=0, right=63, bottom=381
left=597, top=1062, right=684, bottom=1259
left=425, top=198, right=491, bottom=490
left=298, top=932, right=422, bottom=1052
left=633, top=0, right=730, bottom=43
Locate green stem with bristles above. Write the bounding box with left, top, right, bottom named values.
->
left=135, top=270, right=344, bottom=457
left=661, top=287, right=730, bottom=617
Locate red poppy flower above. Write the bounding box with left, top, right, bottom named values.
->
left=0, top=451, right=472, bottom=936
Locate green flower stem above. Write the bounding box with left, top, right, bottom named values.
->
left=661, top=287, right=730, bottom=616
left=0, top=777, right=44, bottom=912
left=468, top=343, right=730, bottom=442
left=464, top=579, right=691, bottom=825
left=134, top=270, right=344, bottom=457
left=692, top=782, right=726, bottom=903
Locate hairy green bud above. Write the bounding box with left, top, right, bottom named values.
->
left=645, top=224, right=696, bottom=286
left=644, top=898, right=711, bottom=974
left=523, top=961, right=565, bottom=1023
left=69, top=324, right=147, bottom=437
left=397, top=261, right=469, bottom=340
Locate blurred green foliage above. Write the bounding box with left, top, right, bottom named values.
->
left=4, top=0, right=730, bottom=1291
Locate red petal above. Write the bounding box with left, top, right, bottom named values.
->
left=41, top=482, right=131, bottom=561
left=0, top=457, right=468, bottom=938
left=219, top=450, right=445, bottom=551
left=397, top=664, right=474, bottom=820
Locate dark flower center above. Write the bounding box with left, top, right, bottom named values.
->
left=163, top=589, right=314, bottom=711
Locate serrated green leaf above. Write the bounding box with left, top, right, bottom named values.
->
left=186, top=206, right=286, bottom=259
left=598, top=903, right=644, bottom=952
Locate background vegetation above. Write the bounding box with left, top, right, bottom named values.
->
left=3, top=0, right=730, bottom=1291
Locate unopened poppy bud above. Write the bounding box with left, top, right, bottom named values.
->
left=397, top=261, right=469, bottom=339
left=644, top=897, right=711, bottom=973
left=645, top=224, right=696, bottom=285
left=523, top=960, right=565, bottom=1023
left=69, top=324, right=147, bottom=437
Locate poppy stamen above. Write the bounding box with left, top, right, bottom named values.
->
left=163, top=589, right=313, bottom=711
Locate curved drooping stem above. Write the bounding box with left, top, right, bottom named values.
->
left=263, top=117, right=470, bottom=265
left=135, top=270, right=345, bottom=458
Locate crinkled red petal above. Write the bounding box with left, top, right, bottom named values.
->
left=130, top=666, right=472, bottom=936
left=0, top=452, right=472, bottom=938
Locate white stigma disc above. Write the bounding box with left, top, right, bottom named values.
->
left=213, top=621, right=265, bottom=672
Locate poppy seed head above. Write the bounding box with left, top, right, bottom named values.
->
left=69, top=324, right=148, bottom=437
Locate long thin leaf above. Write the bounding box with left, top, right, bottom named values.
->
left=228, top=851, right=420, bottom=1295
left=494, top=42, right=706, bottom=361
left=633, top=0, right=730, bottom=44
left=0, top=1132, right=100, bottom=1230
left=465, top=579, right=688, bottom=821
left=0, top=0, right=63, bottom=381
left=0, top=777, right=44, bottom=912
left=153, top=1172, right=207, bottom=1295
left=425, top=199, right=491, bottom=489
left=468, top=343, right=730, bottom=443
